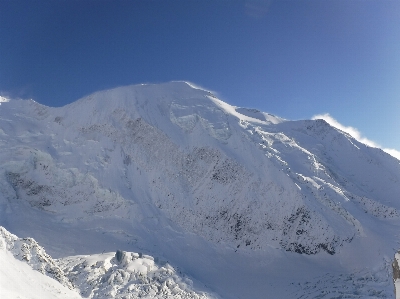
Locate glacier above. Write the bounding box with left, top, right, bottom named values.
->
left=0, top=81, right=399, bottom=298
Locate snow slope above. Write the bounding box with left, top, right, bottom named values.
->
left=0, top=226, right=82, bottom=299
left=0, top=250, right=81, bottom=299
left=1, top=82, right=400, bottom=298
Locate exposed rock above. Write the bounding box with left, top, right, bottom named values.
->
left=394, top=252, right=400, bottom=298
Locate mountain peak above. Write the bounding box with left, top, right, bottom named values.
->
left=1, top=82, right=400, bottom=298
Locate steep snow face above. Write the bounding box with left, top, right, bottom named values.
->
left=1, top=82, right=400, bottom=298
left=0, top=226, right=73, bottom=288
left=234, top=107, right=284, bottom=124
left=0, top=250, right=82, bottom=299
left=4, top=149, right=132, bottom=220
left=0, top=227, right=82, bottom=299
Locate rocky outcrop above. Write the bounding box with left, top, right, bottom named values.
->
left=58, top=250, right=216, bottom=299
left=393, top=252, right=400, bottom=298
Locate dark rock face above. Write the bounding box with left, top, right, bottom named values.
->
left=393, top=255, right=400, bottom=280
left=115, top=250, right=126, bottom=263
left=393, top=252, right=400, bottom=297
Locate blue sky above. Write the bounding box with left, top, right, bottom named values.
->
left=1, top=0, right=400, bottom=155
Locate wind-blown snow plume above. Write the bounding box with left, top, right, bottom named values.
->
left=312, top=113, right=400, bottom=160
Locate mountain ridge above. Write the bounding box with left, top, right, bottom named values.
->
left=1, top=82, right=399, bottom=298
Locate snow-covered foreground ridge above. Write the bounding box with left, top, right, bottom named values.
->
left=0, top=81, right=400, bottom=298
left=0, top=226, right=215, bottom=299
left=0, top=226, right=81, bottom=299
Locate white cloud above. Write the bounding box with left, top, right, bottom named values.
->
left=312, top=113, right=400, bottom=160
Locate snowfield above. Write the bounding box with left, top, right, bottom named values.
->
left=1, top=81, right=400, bottom=298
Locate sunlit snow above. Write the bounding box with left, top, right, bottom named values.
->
left=0, top=82, right=399, bottom=298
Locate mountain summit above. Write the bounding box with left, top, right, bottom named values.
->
left=0, top=82, right=399, bottom=298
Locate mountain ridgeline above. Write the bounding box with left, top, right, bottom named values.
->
left=1, top=82, right=399, bottom=298
left=1, top=82, right=400, bottom=254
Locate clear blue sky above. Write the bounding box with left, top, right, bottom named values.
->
left=1, top=0, right=399, bottom=152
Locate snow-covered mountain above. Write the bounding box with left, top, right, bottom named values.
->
left=1, top=82, right=399, bottom=298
